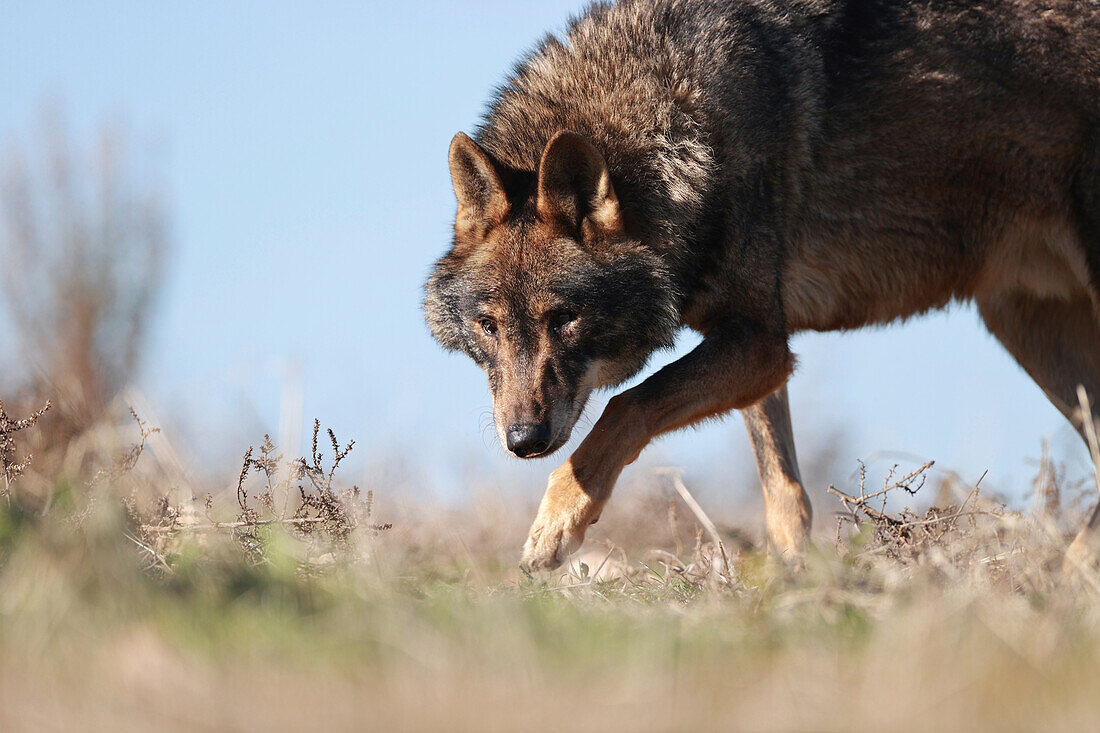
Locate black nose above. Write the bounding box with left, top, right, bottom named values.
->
left=506, top=422, right=552, bottom=457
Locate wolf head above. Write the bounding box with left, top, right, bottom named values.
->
left=424, top=131, right=678, bottom=458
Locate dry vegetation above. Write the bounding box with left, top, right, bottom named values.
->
left=2, top=399, right=1100, bottom=733
left=1, top=110, right=165, bottom=474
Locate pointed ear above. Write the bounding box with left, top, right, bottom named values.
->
left=449, top=132, right=510, bottom=236
left=536, top=131, right=623, bottom=237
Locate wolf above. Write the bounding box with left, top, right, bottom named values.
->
left=424, top=0, right=1100, bottom=571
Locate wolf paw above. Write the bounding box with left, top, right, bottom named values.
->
left=521, top=519, right=584, bottom=572
left=520, top=463, right=601, bottom=572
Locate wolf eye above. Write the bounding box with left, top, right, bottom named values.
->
left=549, top=310, right=577, bottom=331
left=478, top=317, right=498, bottom=337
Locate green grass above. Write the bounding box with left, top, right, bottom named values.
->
left=3, top=480, right=1100, bottom=733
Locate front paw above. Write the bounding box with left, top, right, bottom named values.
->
left=520, top=463, right=602, bottom=572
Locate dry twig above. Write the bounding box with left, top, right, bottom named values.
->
left=656, top=467, right=734, bottom=584
left=0, top=399, right=51, bottom=499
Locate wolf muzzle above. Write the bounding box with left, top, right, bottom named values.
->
left=505, top=421, right=552, bottom=458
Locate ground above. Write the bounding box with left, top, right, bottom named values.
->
left=2, top=412, right=1099, bottom=732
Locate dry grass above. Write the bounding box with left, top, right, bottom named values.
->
left=1, top=405, right=1100, bottom=732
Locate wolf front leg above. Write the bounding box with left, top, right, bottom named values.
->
left=521, top=326, right=793, bottom=571
left=743, top=383, right=812, bottom=561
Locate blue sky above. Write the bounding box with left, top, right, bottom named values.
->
left=1, top=1, right=1089, bottom=506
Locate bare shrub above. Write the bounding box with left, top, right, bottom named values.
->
left=0, top=399, right=50, bottom=500
left=128, top=419, right=391, bottom=572
left=0, top=110, right=166, bottom=459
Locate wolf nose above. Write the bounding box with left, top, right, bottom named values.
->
left=506, top=422, right=551, bottom=458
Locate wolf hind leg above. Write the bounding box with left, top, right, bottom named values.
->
left=743, top=382, right=812, bottom=561
left=977, top=292, right=1100, bottom=577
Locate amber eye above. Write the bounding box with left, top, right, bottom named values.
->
left=478, top=318, right=498, bottom=337
left=549, top=310, right=577, bottom=331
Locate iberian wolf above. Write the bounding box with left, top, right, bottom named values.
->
left=424, top=0, right=1100, bottom=571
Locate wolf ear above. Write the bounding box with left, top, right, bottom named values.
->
left=537, top=131, right=623, bottom=237
left=449, top=132, right=510, bottom=236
